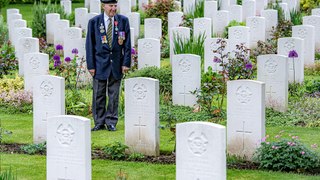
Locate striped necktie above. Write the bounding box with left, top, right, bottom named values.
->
left=107, top=17, right=113, bottom=48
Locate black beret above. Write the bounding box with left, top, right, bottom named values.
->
left=101, top=0, right=117, bottom=3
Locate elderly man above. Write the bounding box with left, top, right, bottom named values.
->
left=86, top=0, right=131, bottom=131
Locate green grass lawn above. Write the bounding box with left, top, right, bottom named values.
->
left=1, top=153, right=320, bottom=179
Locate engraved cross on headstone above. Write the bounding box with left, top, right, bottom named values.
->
left=266, top=85, right=276, bottom=98
left=57, top=166, right=71, bottom=180
left=179, top=85, right=191, bottom=105
left=134, top=116, right=147, bottom=145
left=236, top=121, right=252, bottom=151
left=42, top=112, right=48, bottom=122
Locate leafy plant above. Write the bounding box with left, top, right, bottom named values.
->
left=0, top=0, right=10, bottom=13
left=290, top=9, right=303, bottom=26
left=181, top=0, right=204, bottom=30
left=31, top=2, right=68, bottom=38
left=300, top=0, right=320, bottom=14
left=254, top=132, right=320, bottom=173
left=270, top=20, right=293, bottom=40
left=144, top=0, right=177, bottom=38
left=0, top=167, right=17, bottom=180
left=0, top=15, right=8, bottom=45
left=0, top=41, right=18, bottom=78
left=103, top=141, right=129, bottom=160
left=251, top=40, right=277, bottom=62
left=20, top=142, right=46, bottom=155
left=173, top=33, right=205, bottom=66
left=127, top=152, right=145, bottom=161
left=305, top=61, right=320, bottom=76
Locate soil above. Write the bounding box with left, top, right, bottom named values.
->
left=0, top=143, right=258, bottom=169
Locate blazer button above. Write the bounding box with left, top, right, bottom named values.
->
left=111, top=60, right=113, bottom=62
left=110, top=52, right=112, bottom=54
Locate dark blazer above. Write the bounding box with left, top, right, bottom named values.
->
left=86, top=13, right=131, bottom=80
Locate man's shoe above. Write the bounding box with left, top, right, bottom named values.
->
left=107, top=125, right=117, bottom=131
left=91, top=125, right=106, bottom=131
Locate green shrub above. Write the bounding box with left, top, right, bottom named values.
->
left=31, top=2, right=69, bottom=38
left=181, top=0, right=204, bottom=30
left=0, top=41, right=18, bottom=78
left=0, top=15, right=8, bottom=44
left=144, top=0, right=177, bottom=38
left=270, top=20, right=293, bottom=40
left=254, top=132, right=320, bottom=173
left=305, top=61, right=320, bottom=76
left=290, top=9, right=303, bottom=26
left=103, top=141, right=129, bottom=160
left=126, top=66, right=172, bottom=95
left=127, top=152, right=145, bottom=161
left=305, top=79, right=320, bottom=95
left=300, top=0, right=320, bottom=14
left=21, top=142, right=46, bottom=155
left=251, top=40, right=277, bottom=62
left=288, top=82, right=305, bottom=98
left=0, top=0, right=10, bottom=12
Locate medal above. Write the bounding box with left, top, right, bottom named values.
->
left=101, top=35, right=108, bottom=44
left=114, top=21, right=119, bottom=34
left=100, top=23, right=105, bottom=33
left=118, top=31, right=125, bottom=45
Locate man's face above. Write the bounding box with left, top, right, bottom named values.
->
left=103, top=3, right=117, bottom=17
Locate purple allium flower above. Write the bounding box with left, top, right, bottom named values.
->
left=53, top=54, right=61, bottom=61
left=288, top=50, right=298, bottom=58
left=213, top=56, right=221, bottom=63
left=245, top=63, right=253, bottom=70
left=54, top=59, right=61, bottom=67
left=65, top=57, right=71, bottom=63
left=131, top=48, right=136, bottom=55
left=56, top=44, right=63, bottom=50
left=72, top=48, right=79, bottom=55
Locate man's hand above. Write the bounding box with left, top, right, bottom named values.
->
left=89, top=69, right=95, bottom=76
left=122, top=66, right=130, bottom=74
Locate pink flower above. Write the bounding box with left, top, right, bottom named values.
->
left=272, top=146, right=276, bottom=149
left=311, top=144, right=318, bottom=149
left=301, top=151, right=305, bottom=155
left=287, top=142, right=291, bottom=145
left=275, top=135, right=280, bottom=138
left=266, top=142, right=270, bottom=145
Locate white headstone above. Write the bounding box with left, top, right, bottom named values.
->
left=220, top=0, right=230, bottom=10
left=172, top=54, right=200, bottom=107
left=229, top=5, right=242, bottom=22
left=139, top=0, right=148, bottom=11
left=311, top=8, right=320, bottom=16
left=282, top=0, right=296, bottom=12
left=246, top=16, right=266, bottom=48
left=75, top=8, right=88, bottom=29
left=193, top=18, right=211, bottom=39
left=261, top=9, right=278, bottom=40
left=228, top=26, right=250, bottom=56
left=168, top=11, right=183, bottom=31
left=64, top=27, right=82, bottom=59
left=138, top=38, right=161, bottom=69
left=61, top=0, right=72, bottom=15
left=170, top=27, right=190, bottom=62
left=131, top=0, right=136, bottom=9
left=256, top=0, right=267, bottom=16
left=24, top=53, right=49, bottom=92
left=292, top=25, right=315, bottom=65
left=128, top=12, right=140, bottom=41
left=85, top=0, right=90, bottom=8
left=54, top=20, right=70, bottom=46
left=257, top=54, right=288, bottom=112
left=227, top=80, right=265, bottom=158
left=33, top=75, right=65, bottom=143
left=204, top=38, right=229, bottom=72
left=46, top=13, right=60, bottom=44
left=242, top=0, right=256, bottom=21
left=125, top=77, right=159, bottom=156
left=277, top=37, right=304, bottom=83
left=144, top=18, right=162, bottom=39
left=204, top=1, right=217, bottom=20
left=183, top=0, right=195, bottom=14
left=303, top=15, right=320, bottom=50
left=10, top=19, right=26, bottom=47
left=47, top=115, right=91, bottom=180
left=17, top=37, right=40, bottom=76
left=279, top=3, right=290, bottom=21
left=13, top=27, right=32, bottom=49
left=213, top=10, right=229, bottom=36
left=90, top=0, right=101, bottom=13
left=6, top=8, right=19, bottom=23
left=130, top=27, right=135, bottom=47
left=119, top=0, right=131, bottom=16
left=7, top=13, right=22, bottom=42
left=176, top=122, right=226, bottom=180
